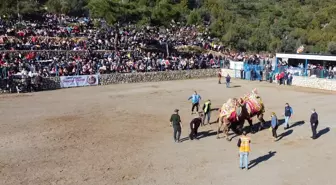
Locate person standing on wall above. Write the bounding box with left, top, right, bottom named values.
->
left=202, top=99, right=211, bottom=126
left=237, top=130, right=251, bottom=170
left=218, top=69, right=222, bottom=84
left=310, top=108, right=319, bottom=139
left=251, top=70, right=255, bottom=81
left=288, top=73, right=293, bottom=85
left=240, top=68, right=244, bottom=79
left=283, top=103, right=293, bottom=130
left=170, top=109, right=182, bottom=143
left=226, top=74, right=231, bottom=88
left=188, top=91, right=201, bottom=115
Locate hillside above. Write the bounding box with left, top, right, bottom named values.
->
left=1, top=0, right=336, bottom=54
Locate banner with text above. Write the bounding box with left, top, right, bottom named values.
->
left=60, top=75, right=99, bottom=88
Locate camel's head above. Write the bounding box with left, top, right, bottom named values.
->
left=252, top=88, right=258, bottom=94
left=238, top=98, right=244, bottom=105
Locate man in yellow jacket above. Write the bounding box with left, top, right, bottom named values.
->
left=237, top=131, right=251, bottom=170
left=202, top=99, right=211, bottom=126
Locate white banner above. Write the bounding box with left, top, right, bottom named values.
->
left=60, top=75, right=99, bottom=88
left=229, top=60, right=244, bottom=70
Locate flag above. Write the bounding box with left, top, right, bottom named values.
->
left=296, top=45, right=304, bottom=53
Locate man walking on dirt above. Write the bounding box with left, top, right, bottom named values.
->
left=170, top=109, right=182, bottom=143
left=202, top=99, right=211, bottom=126
left=189, top=112, right=203, bottom=140
left=310, top=108, right=319, bottom=139
left=188, top=91, right=201, bottom=114
left=237, top=130, right=251, bottom=170
left=218, top=69, right=222, bottom=84
left=226, top=74, right=231, bottom=88
left=283, top=103, right=293, bottom=130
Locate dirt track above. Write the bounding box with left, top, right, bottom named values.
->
left=1, top=78, right=335, bottom=185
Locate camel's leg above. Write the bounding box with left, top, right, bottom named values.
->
left=223, top=123, right=230, bottom=141
left=221, top=117, right=231, bottom=141
left=247, top=118, right=254, bottom=133
left=217, top=119, right=223, bottom=139
left=232, top=120, right=244, bottom=135
left=257, top=113, right=266, bottom=131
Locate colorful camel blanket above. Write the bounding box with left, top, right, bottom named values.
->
left=241, top=92, right=264, bottom=114
left=219, top=89, right=264, bottom=119
left=219, top=98, right=237, bottom=118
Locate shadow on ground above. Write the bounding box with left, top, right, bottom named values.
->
left=277, top=129, right=293, bottom=141
left=250, top=119, right=286, bottom=134
left=198, top=130, right=218, bottom=139
left=316, top=127, right=330, bottom=139
left=253, top=120, right=304, bottom=133
left=179, top=129, right=227, bottom=142
left=249, top=151, right=277, bottom=169
left=289, top=121, right=305, bottom=129
left=230, top=85, right=241, bottom=88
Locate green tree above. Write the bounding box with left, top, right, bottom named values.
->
left=327, top=41, right=336, bottom=54
left=281, top=36, right=297, bottom=53
left=86, top=0, right=124, bottom=24
left=187, top=10, right=202, bottom=25
left=1, top=0, right=336, bottom=53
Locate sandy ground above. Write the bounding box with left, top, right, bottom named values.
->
left=1, top=78, right=335, bottom=185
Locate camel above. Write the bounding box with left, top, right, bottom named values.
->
left=216, top=89, right=266, bottom=141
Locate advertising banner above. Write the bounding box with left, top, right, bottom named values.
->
left=60, top=75, right=99, bottom=88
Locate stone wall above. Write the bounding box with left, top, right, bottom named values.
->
left=42, top=77, right=61, bottom=90
left=220, top=68, right=336, bottom=91
left=99, top=69, right=217, bottom=85
left=2, top=68, right=335, bottom=92
left=291, top=76, right=336, bottom=91
left=0, top=69, right=218, bottom=92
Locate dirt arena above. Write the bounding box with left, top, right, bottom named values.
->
left=1, top=78, right=335, bottom=185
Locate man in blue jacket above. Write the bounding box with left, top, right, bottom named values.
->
left=226, top=74, right=231, bottom=88
left=188, top=91, right=202, bottom=115
left=283, top=103, right=293, bottom=130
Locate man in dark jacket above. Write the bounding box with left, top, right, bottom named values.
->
left=310, top=108, right=319, bottom=139
left=170, top=109, right=182, bottom=143
left=189, top=112, right=203, bottom=140
left=283, top=103, right=293, bottom=130
left=226, top=74, right=231, bottom=88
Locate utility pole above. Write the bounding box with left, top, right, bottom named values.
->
left=17, top=0, right=20, bottom=21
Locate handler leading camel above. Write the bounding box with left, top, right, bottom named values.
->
left=189, top=112, right=203, bottom=140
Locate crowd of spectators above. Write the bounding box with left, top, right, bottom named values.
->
left=0, top=14, right=334, bottom=93
left=0, top=14, right=231, bottom=80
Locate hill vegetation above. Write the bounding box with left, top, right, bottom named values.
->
left=1, top=0, right=336, bottom=54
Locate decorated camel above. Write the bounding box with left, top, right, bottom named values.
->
left=217, top=88, right=265, bottom=141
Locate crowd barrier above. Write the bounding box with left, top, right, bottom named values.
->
left=60, top=75, right=99, bottom=88
left=0, top=69, right=219, bottom=92
left=229, top=63, right=335, bottom=80
left=220, top=68, right=336, bottom=91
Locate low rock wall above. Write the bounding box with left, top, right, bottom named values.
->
left=0, top=69, right=218, bottom=92
left=291, top=76, right=336, bottom=91
left=99, top=69, right=217, bottom=85
left=2, top=69, right=335, bottom=92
